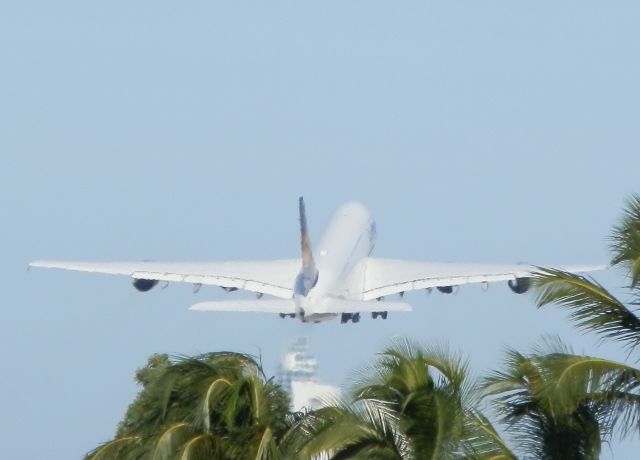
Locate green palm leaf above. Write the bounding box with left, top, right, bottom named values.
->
left=462, top=411, right=517, bottom=460
left=291, top=400, right=409, bottom=459
left=88, top=351, right=290, bottom=460
left=350, top=339, right=483, bottom=459
left=610, top=194, right=640, bottom=288
left=483, top=346, right=605, bottom=460
left=151, top=423, right=193, bottom=460
left=178, top=432, right=216, bottom=460
left=86, top=436, right=142, bottom=460
left=534, top=268, right=640, bottom=351
left=534, top=353, right=640, bottom=438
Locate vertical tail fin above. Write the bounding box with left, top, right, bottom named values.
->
left=297, top=197, right=318, bottom=295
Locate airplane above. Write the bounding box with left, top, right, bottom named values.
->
left=30, top=198, right=603, bottom=324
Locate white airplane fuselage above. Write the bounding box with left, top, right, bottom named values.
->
left=294, top=202, right=376, bottom=322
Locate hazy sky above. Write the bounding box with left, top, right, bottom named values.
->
left=2, top=2, right=640, bottom=458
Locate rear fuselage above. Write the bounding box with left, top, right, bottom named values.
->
left=294, top=202, right=376, bottom=322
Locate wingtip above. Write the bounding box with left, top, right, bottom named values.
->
left=29, top=260, right=58, bottom=268
left=572, top=264, right=608, bottom=273
left=28, top=260, right=49, bottom=272
left=538, top=264, right=609, bottom=274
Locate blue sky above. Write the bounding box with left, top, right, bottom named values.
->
left=2, top=2, right=640, bottom=458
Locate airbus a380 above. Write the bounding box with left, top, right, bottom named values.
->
left=30, top=198, right=602, bottom=324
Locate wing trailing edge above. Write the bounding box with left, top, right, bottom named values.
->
left=361, top=258, right=606, bottom=300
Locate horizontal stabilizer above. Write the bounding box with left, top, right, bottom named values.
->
left=190, top=299, right=296, bottom=314
left=190, top=298, right=412, bottom=315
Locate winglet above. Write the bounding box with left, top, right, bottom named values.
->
left=298, top=197, right=318, bottom=295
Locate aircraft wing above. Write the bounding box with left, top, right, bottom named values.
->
left=361, top=258, right=605, bottom=300
left=29, top=260, right=300, bottom=299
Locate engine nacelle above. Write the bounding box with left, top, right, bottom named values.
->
left=133, top=278, right=159, bottom=292
left=437, top=285, right=453, bottom=294
left=508, top=277, right=531, bottom=294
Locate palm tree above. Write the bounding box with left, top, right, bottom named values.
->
left=534, top=194, right=640, bottom=350
left=482, top=338, right=635, bottom=460
left=287, top=340, right=516, bottom=460
left=531, top=194, right=640, bottom=356
left=483, top=194, right=640, bottom=458
left=281, top=399, right=410, bottom=459
left=85, top=352, right=290, bottom=460
left=533, top=195, right=640, bottom=429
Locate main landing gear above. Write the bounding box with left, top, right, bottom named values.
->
left=340, top=311, right=388, bottom=323
left=341, top=312, right=361, bottom=324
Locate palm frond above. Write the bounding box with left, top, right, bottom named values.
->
left=199, top=377, right=231, bottom=431
left=610, top=194, right=640, bottom=288
left=483, top=348, right=544, bottom=400
left=292, top=401, right=409, bottom=459
left=420, top=342, right=469, bottom=393
left=151, top=423, right=193, bottom=460
left=253, top=427, right=275, bottom=460
left=349, top=339, right=474, bottom=459
left=96, top=350, right=290, bottom=459
left=86, top=436, right=141, bottom=460
left=482, top=346, right=606, bottom=460
left=352, top=339, right=468, bottom=399
left=535, top=353, right=640, bottom=438
left=178, top=433, right=215, bottom=460
left=534, top=268, right=640, bottom=352
left=462, top=411, right=517, bottom=460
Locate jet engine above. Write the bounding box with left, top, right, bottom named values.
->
left=133, top=278, right=159, bottom=292
left=508, top=277, right=531, bottom=294
left=437, top=285, right=453, bottom=294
